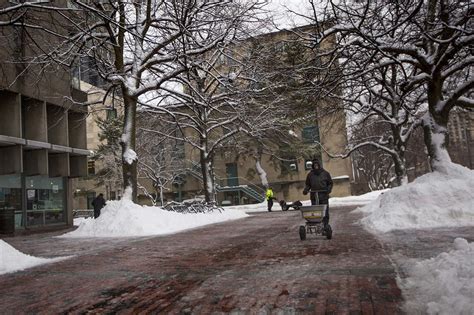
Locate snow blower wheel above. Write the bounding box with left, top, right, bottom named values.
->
left=325, top=225, right=333, bottom=240
left=299, top=225, right=306, bottom=241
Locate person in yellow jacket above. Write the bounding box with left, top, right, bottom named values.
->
left=266, top=187, right=277, bottom=212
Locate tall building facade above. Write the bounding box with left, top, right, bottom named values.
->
left=137, top=26, right=353, bottom=205
left=0, top=1, right=88, bottom=234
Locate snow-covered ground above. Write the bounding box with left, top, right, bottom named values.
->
left=352, top=163, right=474, bottom=314
left=355, top=163, right=474, bottom=233
left=399, top=238, right=474, bottom=314
left=62, top=198, right=248, bottom=238
left=226, top=189, right=385, bottom=213
left=0, top=240, right=68, bottom=275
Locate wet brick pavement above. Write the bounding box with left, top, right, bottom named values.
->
left=1, top=206, right=405, bottom=314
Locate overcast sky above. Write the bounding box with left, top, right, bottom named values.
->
left=265, top=0, right=314, bottom=29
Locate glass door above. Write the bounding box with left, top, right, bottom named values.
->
left=226, top=163, right=239, bottom=187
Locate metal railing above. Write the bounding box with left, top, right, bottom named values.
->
left=186, top=162, right=265, bottom=202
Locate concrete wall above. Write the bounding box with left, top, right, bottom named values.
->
left=68, top=111, right=87, bottom=149
left=0, top=91, right=21, bottom=137
left=22, top=98, right=47, bottom=142
left=48, top=153, right=70, bottom=177
left=24, top=149, right=48, bottom=176
left=47, top=104, right=68, bottom=146
left=0, top=145, right=22, bottom=175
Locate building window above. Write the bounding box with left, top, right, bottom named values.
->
left=0, top=174, right=22, bottom=232
left=88, top=161, right=95, bottom=176
left=281, top=157, right=298, bottom=174
left=302, top=125, right=320, bottom=144
left=87, top=192, right=96, bottom=209
left=25, top=176, right=65, bottom=226
left=106, top=108, right=117, bottom=120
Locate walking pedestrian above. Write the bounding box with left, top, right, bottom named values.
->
left=265, top=187, right=277, bottom=212
left=303, top=159, right=333, bottom=226
left=92, top=193, right=106, bottom=219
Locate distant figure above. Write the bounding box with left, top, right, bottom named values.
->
left=303, top=159, right=333, bottom=226
left=266, top=187, right=277, bottom=212
left=92, top=193, right=106, bottom=219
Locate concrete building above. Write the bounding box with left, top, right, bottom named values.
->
left=0, top=2, right=88, bottom=235
left=72, top=25, right=353, bottom=209
left=136, top=26, right=353, bottom=205
left=71, top=80, right=123, bottom=210
left=447, top=110, right=474, bottom=169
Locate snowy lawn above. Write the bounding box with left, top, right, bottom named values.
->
left=62, top=198, right=248, bottom=238
left=0, top=240, right=68, bottom=275
left=355, top=163, right=474, bottom=233
left=399, top=238, right=474, bottom=314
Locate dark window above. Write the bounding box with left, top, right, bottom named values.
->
left=87, top=161, right=95, bottom=176
left=302, top=125, right=320, bottom=144
left=106, top=108, right=117, bottom=120
left=87, top=192, right=96, bottom=209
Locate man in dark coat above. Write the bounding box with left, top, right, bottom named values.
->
left=303, top=159, right=333, bottom=226
left=92, top=193, right=106, bottom=219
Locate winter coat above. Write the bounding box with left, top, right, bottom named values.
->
left=92, top=195, right=106, bottom=211
left=266, top=189, right=274, bottom=201
left=304, top=169, right=333, bottom=201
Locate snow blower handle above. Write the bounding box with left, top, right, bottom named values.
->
left=309, top=190, right=328, bottom=205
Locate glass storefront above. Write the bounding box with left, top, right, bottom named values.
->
left=0, top=174, right=67, bottom=232
left=26, top=176, right=66, bottom=226
left=0, top=174, right=22, bottom=231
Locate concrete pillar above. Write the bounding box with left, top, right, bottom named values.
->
left=48, top=153, right=70, bottom=177
left=66, top=178, right=73, bottom=227
left=22, top=98, right=47, bottom=142
left=68, top=111, right=87, bottom=149
left=0, top=91, right=21, bottom=138
left=0, top=145, right=22, bottom=175
left=47, top=104, right=68, bottom=146
left=24, top=149, right=48, bottom=176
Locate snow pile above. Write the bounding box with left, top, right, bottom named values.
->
left=62, top=199, right=248, bottom=238
left=356, top=163, right=474, bottom=232
left=0, top=240, right=66, bottom=275
left=330, top=189, right=387, bottom=207
left=73, top=217, right=87, bottom=226
left=400, top=238, right=474, bottom=314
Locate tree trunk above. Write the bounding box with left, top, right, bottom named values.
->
left=424, top=79, right=452, bottom=173
left=200, top=153, right=215, bottom=203
left=423, top=111, right=451, bottom=172
left=392, top=150, right=408, bottom=186
left=120, top=91, right=138, bottom=202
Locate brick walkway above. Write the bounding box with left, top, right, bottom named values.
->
left=0, top=206, right=403, bottom=314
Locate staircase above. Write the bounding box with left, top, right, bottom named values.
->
left=186, top=163, right=265, bottom=203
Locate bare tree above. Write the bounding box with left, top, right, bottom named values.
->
left=2, top=0, right=266, bottom=202
left=136, top=111, right=187, bottom=206
left=301, top=0, right=473, bottom=173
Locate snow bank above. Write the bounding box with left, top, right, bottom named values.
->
left=61, top=199, right=248, bottom=238
left=330, top=189, right=387, bottom=207
left=400, top=238, right=474, bottom=314
left=355, top=163, right=474, bottom=232
left=73, top=217, right=87, bottom=226
left=0, top=240, right=67, bottom=275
